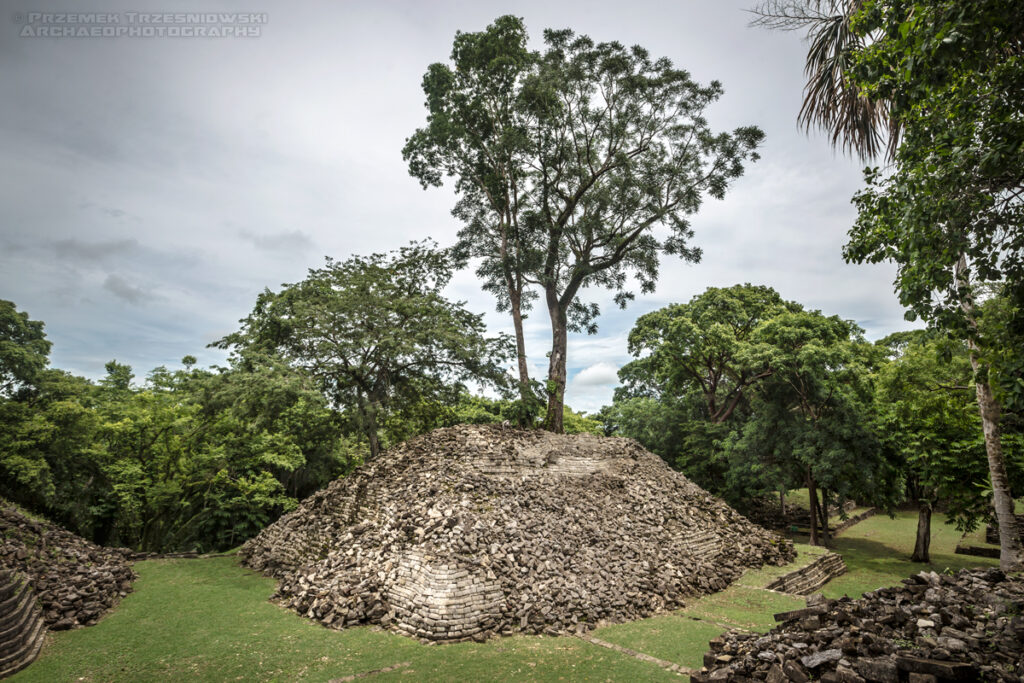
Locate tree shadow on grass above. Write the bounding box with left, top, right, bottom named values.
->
left=818, top=535, right=998, bottom=598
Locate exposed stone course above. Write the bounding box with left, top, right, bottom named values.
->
left=0, top=500, right=136, bottom=630
left=764, top=551, right=847, bottom=595
left=0, top=570, right=46, bottom=679
left=692, top=568, right=1024, bottom=682
left=241, top=425, right=795, bottom=642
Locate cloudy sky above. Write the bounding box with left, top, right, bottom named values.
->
left=0, top=0, right=917, bottom=413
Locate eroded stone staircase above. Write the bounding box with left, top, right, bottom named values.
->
left=0, top=569, right=46, bottom=679
left=764, top=551, right=847, bottom=595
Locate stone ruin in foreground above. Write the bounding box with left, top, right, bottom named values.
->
left=0, top=499, right=136, bottom=630
left=240, top=424, right=795, bottom=642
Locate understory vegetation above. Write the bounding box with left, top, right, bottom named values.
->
left=0, top=292, right=599, bottom=554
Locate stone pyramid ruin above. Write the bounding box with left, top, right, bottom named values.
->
left=240, top=425, right=795, bottom=642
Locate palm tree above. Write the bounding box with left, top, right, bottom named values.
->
left=749, top=1, right=898, bottom=161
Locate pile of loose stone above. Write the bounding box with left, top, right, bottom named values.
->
left=241, top=424, right=795, bottom=642
left=692, top=568, right=1024, bottom=682
left=0, top=500, right=136, bottom=629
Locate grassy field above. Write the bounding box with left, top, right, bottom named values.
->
left=816, top=510, right=998, bottom=599
left=12, top=511, right=1000, bottom=682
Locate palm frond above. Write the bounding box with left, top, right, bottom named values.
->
left=747, top=0, right=838, bottom=31
left=753, top=0, right=898, bottom=161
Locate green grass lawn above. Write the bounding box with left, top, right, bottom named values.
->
left=13, top=511, right=1002, bottom=682
left=815, top=510, right=998, bottom=599
left=782, top=487, right=813, bottom=510
left=13, top=556, right=678, bottom=683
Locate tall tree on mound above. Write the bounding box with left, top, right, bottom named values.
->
left=754, top=0, right=1024, bottom=570
left=405, top=16, right=763, bottom=432
left=403, top=16, right=541, bottom=420
left=215, top=242, right=511, bottom=459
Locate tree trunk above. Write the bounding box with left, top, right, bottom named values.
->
left=807, top=469, right=820, bottom=546
left=816, top=486, right=831, bottom=545
left=501, top=242, right=532, bottom=415
left=366, top=427, right=381, bottom=460
left=508, top=289, right=533, bottom=412
left=544, top=293, right=567, bottom=433
left=970, top=351, right=1024, bottom=571
left=359, top=399, right=381, bottom=460
left=780, top=489, right=787, bottom=522
left=911, top=499, right=932, bottom=563
left=955, top=255, right=1023, bottom=571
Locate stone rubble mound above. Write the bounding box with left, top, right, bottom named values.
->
left=692, top=568, right=1024, bottom=682
left=240, top=424, right=794, bottom=642
left=0, top=500, right=136, bottom=630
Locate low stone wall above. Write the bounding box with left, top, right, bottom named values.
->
left=832, top=508, right=877, bottom=536
left=764, top=551, right=847, bottom=595
left=129, top=551, right=235, bottom=561
left=0, top=570, right=46, bottom=679
left=954, top=543, right=1001, bottom=559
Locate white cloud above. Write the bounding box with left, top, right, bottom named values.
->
left=572, top=362, right=620, bottom=387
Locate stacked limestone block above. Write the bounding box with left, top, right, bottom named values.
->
left=0, top=570, right=46, bottom=679
left=241, top=425, right=795, bottom=642
left=765, top=552, right=847, bottom=595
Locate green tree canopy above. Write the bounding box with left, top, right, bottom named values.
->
left=728, top=309, right=898, bottom=544
left=215, top=242, right=512, bottom=458
left=606, top=287, right=900, bottom=524
left=873, top=335, right=991, bottom=561
left=0, top=300, right=52, bottom=396
left=620, top=284, right=798, bottom=423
